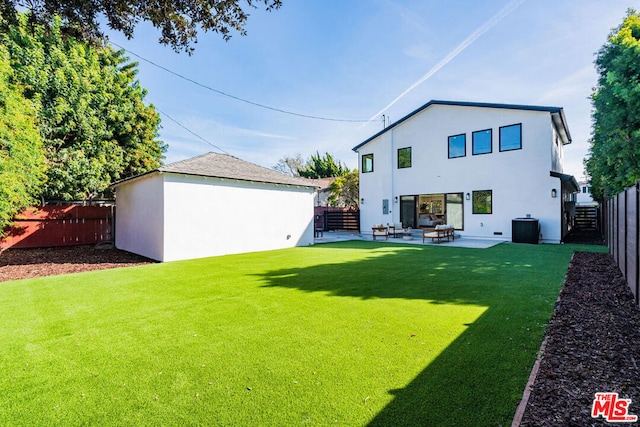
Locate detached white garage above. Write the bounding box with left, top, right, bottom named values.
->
left=112, top=152, right=317, bottom=262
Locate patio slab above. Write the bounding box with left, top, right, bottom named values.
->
left=313, top=230, right=506, bottom=249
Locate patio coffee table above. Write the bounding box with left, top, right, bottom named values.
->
left=399, top=229, right=413, bottom=240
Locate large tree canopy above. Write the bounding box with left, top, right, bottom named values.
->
left=2, top=14, right=165, bottom=200
left=586, top=9, right=640, bottom=201
left=1, top=0, right=282, bottom=53
left=297, top=151, right=350, bottom=179
left=0, top=43, right=46, bottom=233
left=328, top=170, right=359, bottom=208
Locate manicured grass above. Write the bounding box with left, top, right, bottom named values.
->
left=0, top=241, right=606, bottom=426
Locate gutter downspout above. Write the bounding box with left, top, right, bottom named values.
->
left=390, top=128, right=395, bottom=223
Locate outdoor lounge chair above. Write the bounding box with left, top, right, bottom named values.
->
left=372, top=225, right=388, bottom=240
left=388, top=223, right=405, bottom=237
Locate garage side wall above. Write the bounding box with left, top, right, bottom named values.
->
left=114, top=174, right=165, bottom=261
left=162, top=174, right=315, bottom=262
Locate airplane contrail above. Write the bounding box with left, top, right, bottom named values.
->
left=368, top=0, right=527, bottom=122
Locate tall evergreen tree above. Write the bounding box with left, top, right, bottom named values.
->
left=297, top=151, right=349, bottom=179
left=586, top=9, right=640, bottom=201
left=0, top=44, right=46, bottom=233
left=2, top=14, right=165, bottom=200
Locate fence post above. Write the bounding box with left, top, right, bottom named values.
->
left=625, top=189, right=628, bottom=279
left=617, top=193, right=621, bottom=262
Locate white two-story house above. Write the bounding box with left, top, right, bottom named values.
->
left=353, top=100, right=578, bottom=243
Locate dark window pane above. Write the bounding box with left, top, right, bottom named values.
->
left=472, top=190, right=492, bottom=214
left=362, top=154, right=374, bottom=173
left=398, top=147, right=411, bottom=168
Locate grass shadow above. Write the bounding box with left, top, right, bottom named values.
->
left=255, top=240, right=607, bottom=425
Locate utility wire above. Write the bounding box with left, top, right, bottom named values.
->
left=157, top=108, right=231, bottom=155
left=111, top=41, right=377, bottom=123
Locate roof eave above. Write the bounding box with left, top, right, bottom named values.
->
left=110, top=169, right=159, bottom=188
left=111, top=170, right=318, bottom=190
left=552, top=110, right=572, bottom=145
left=550, top=171, right=579, bottom=193
left=352, top=100, right=569, bottom=152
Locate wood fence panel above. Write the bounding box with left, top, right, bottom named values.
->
left=575, top=206, right=599, bottom=230
left=626, top=187, right=638, bottom=303
left=603, top=199, right=609, bottom=253
left=607, top=181, right=640, bottom=306
left=1, top=205, right=113, bottom=249
left=612, top=196, right=619, bottom=263
left=324, top=210, right=360, bottom=231
left=620, top=191, right=627, bottom=279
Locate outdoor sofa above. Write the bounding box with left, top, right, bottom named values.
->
left=422, top=224, right=455, bottom=244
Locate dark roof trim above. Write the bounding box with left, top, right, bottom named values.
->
left=352, top=100, right=570, bottom=152
left=550, top=171, right=579, bottom=193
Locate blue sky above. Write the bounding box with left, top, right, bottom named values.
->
left=107, top=0, right=633, bottom=179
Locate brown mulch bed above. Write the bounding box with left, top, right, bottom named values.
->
left=520, top=251, right=640, bottom=426
left=0, top=245, right=154, bottom=282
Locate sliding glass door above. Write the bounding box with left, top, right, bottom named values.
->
left=445, top=193, right=464, bottom=230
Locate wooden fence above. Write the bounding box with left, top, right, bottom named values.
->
left=575, top=205, right=600, bottom=230
left=604, top=181, right=639, bottom=305
left=1, top=205, right=114, bottom=250
left=314, top=207, right=360, bottom=231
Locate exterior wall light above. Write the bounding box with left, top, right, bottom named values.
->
left=394, top=196, right=398, bottom=203
left=551, top=189, right=557, bottom=198
left=360, top=198, right=364, bottom=204
left=465, top=193, right=470, bottom=200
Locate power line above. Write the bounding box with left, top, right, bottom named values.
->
left=157, top=108, right=231, bottom=155
left=111, top=41, right=377, bottom=123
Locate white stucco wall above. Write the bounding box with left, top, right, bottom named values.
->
left=358, top=104, right=567, bottom=243
left=576, top=181, right=597, bottom=206
left=116, top=173, right=315, bottom=262
left=161, top=174, right=314, bottom=261
left=115, top=173, right=165, bottom=261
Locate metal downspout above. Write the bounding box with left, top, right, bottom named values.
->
left=390, top=128, right=395, bottom=223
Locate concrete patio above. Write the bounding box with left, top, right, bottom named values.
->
left=313, top=230, right=507, bottom=249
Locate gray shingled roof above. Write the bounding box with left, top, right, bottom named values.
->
left=114, top=152, right=317, bottom=188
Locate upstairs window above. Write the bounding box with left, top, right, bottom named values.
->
left=448, top=134, right=466, bottom=158
left=499, top=123, right=522, bottom=151
left=398, top=147, right=412, bottom=168
left=472, top=129, right=492, bottom=155
left=362, top=153, right=374, bottom=173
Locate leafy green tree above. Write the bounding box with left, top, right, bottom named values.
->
left=586, top=9, right=640, bottom=201
left=0, top=44, right=46, bottom=233
left=0, top=0, right=282, bottom=53
left=2, top=14, right=165, bottom=200
left=297, top=151, right=349, bottom=179
left=328, top=170, right=359, bottom=208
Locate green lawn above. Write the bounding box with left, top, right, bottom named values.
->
left=0, top=241, right=606, bottom=426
